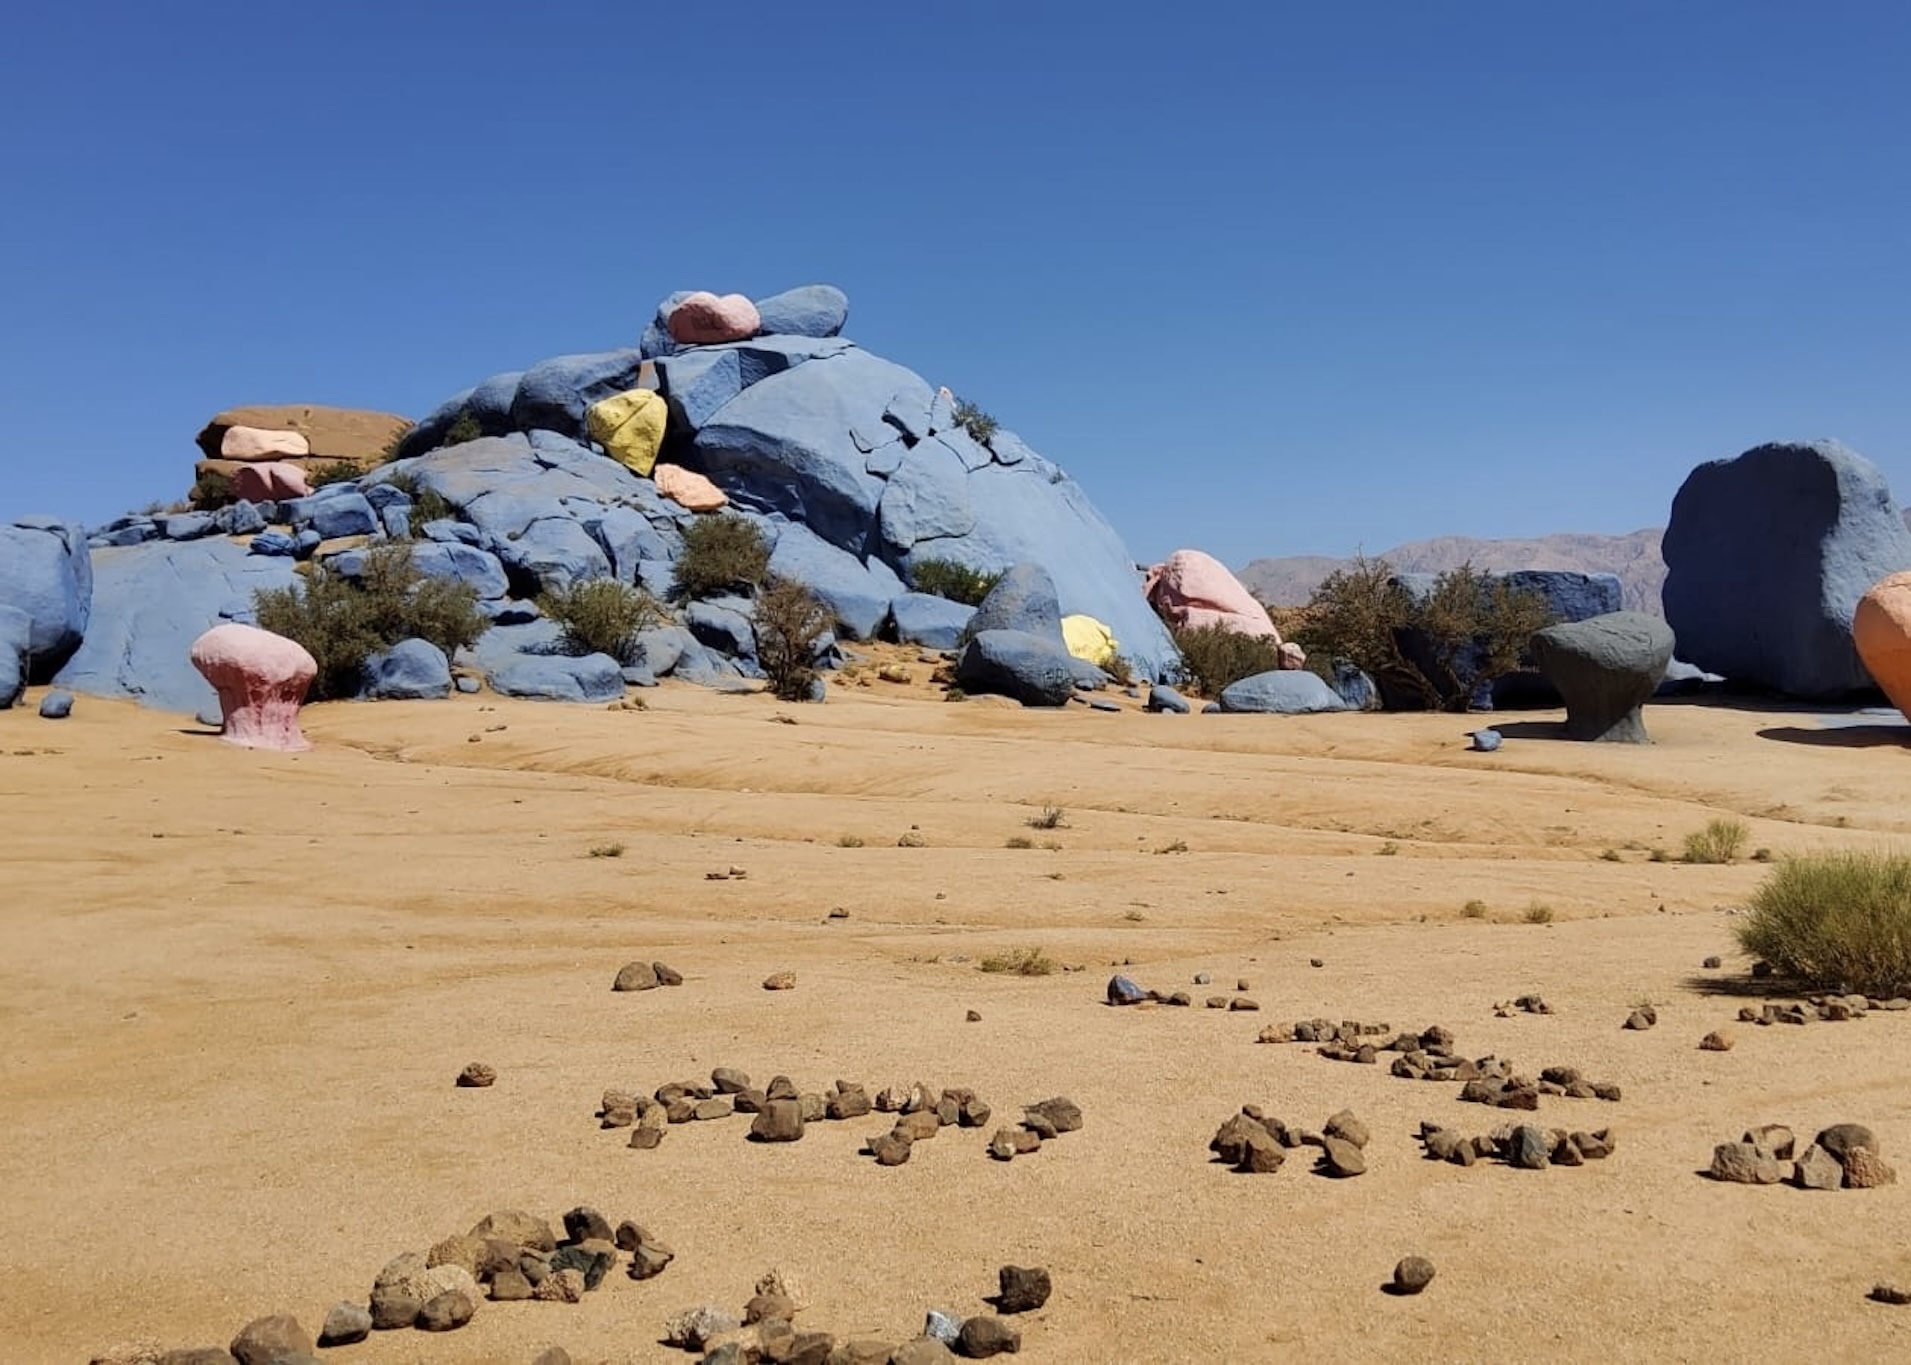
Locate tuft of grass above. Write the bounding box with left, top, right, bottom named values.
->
left=943, top=688, right=969, bottom=703
left=1752, top=846, right=1774, bottom=862
left=588, top=842, right=626, bottom=859
left=1523, top=902, right=1556, bottom=925
left=1377, top=841, right=1400, bottom=857
left=443, top=411, right=484, bottom=445
left=836, top=835, right=866, bottom=849
left=1683, top=817, right=1749, bottom=865
left=1461, top=899, right=1488, bottom=919
left=673, top=513, right=771, bottom=600
left=1736, top=851, right=1911, bottom=995
left=1648, top=847, right=1670, bottom=863
left=910, top=557, right=1003, bottom=607
left=951, top=397, right=999, bottom=446
left=1155, top=839, right=1190, bottom=855
left=1028, top=806, right=1068, bottom=830
left=978, top=946, right=1057, bottom=976
left=1599, top=848, right=1623, bottom=863
left=539, top=579, right=664, bottom=664
left=307, top=461, right=363, bottom=489
left=1005, top=836, right=1034, bottom=850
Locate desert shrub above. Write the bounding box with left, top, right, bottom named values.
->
left=384, top=470, right=456, bottom=529
left=1005, top=836, right=1034, bottom=849
left=252, top=542, right=486, bottom=701
left=444, top=411, right=484, bottom=446
left=538, top=579, right=663, bottom=663
left=1295, top=556, right=1555, bottom=711
left=1170, top=624, right=1285, bottom=697
left=1523, top=902, right=1556, bottom=924
left=1737, top=852, right=1911, bottom=994
left=308, top=461, right=363, bottom=489
left=754, top=575, right=833, bottom=702
left=951, top=397, right=998, bottom=446
left=837, top=835, right=866, bottom=848
left=377, top=424, right=415, bottom=464
left=1099, top=653, right=1135, bottom=686
left=1683, top=817, right=1749, bottom=865
left=673, top=514, right=771, bottom=600
left=1461, top=899, right=1488, bottom=919
left=1028, top=806, right=1068, bottom=830
left=588, top=842, right=625, bottom=859
left=909, top=557, right=1003, bottom=606
left=979, top=946, right=1056, bottom=976
left=190, top=469, right=236, bottom=511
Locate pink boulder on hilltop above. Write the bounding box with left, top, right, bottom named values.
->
left=654, top=463, right=729, bottom=512
left=189, top=624, right=318, bottom=753
left=1854, top=571, right=1911, bottom=719
left=1144, top=549, right=1283, bottom=639
left=231, top=461, right=313, bottom=503
left=667, top=292, right=761, bottom=345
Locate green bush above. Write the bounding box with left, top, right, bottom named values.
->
left=1737, top=852, right=1911, bottom=995
left=951, top=397, right=999, bottom=446
left=538, top=579, right=663, bottom=663
left=377, top=424, right=415, bottom=464
left=190, top=469, right=236, bottom=511
left=444, top=411, right=484, bottom=446
left=673, top=514, right=771, bottom=600
left=1170, top=624, right=1286, bottom=697
left=1683, top=818, right=1749, bottom=865
left=754, top=575, right=833, bottom=701
left=383, top=470, right=456, bottom=530
left=308, top=461, right=363, bottom=490
left=253, top=542, right=487, bottom=700
left=909, top=557, right=1003, bottom=607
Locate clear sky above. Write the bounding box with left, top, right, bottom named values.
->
left=4, top=2, right=1908, bottom=567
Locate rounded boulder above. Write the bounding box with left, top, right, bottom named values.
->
left=188, top=623, right=318, bottom=751
left=1854, top=571, right=1911, bottom=719
left=667, top=291, right=762, bottom=345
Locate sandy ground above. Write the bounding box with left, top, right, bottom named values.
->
left=5, top=665, right=1911, bottom=1364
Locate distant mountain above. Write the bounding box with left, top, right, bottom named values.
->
left=1239, top=529, right=1668, bottom=613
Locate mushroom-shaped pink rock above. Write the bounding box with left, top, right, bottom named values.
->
left=189, top=623, right=318, bottom=752
left=1143, top=549, right=1283, bottom=639
left=231, top=461, right=313, bottom=503
left=666, top=291, right=761, bottom=344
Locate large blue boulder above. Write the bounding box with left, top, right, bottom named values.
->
left=765, top=520, right=903, bottom=640
left=398, top=370, right=525, bottom=458
left=888, top=592, right=974, bottom=650
left=156, top=511, right=215, bottom=542
left=879, top=439, right=976, bottom=551
left=655, top=347, right=744, bottom=431
left=1664, top=440, right=1911, bottom=698
left=364, top=639, right=453, bottom=700
left=0, top=517, right=92, bottom=678
left=499, top=517, right=611, bottom=594
left=755, top=284, right=849, bottom=339
left=587, top=505, right=679, bottom=583
left=509, top=349, right=646, bottom=439
left=955, top=629, right=1080, bottom=706
left=639, top=290, right=697, bottom=360
left=967, top=562, right=1063, bottom=641
left=323, top=541, right=510, bottom=601
left=89, top=516, right=158, bottom=549
left=686, top=597, right=757, bottom=662
left=281, top=492, right=377, bottom=540
left=1218, top=671, right=1349, bottom=714
left=487, top=651, right=625, bottom=702
left=53, top=538, right=296, bottom=713
left=0, top=605, right=28, bottom=708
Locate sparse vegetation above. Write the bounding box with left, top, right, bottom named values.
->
left=377, top=424, right=415, bottom=463
left=1005, top=836, right=1034, bottom=850
left=1737, top=851, right=1911, bottom=995
left=943, top=688, right=969, bottom=703
left=252, top=542, right=488, bottom=701
left=1028, top=806, right=1068, bottom=830
left=1753, top=846, right=1775, bottom=863
left=444, top=411, right=484, bottom=446
left=1462, top=899, right=1489, bottom=918
left=1600, top=848, right=1624, bottom=862
left=1523, top=902, right=1556, bottom=925
left=979, top=946, right=1057, bottom=976
left=896, top=831, right=926, bottom=848
left=384, top=470, right=455, bottom=528
left=909, top=557, right=1003, bottom=607
left=307, top=461, right=363, bottom=489
left=538, top=579, right=663, bottom=663
left=673, top=514, right=771, bottom=600
left=1683, top=817, right=1749, bottom=865
left=951, top=397, right=999, bottom=446
left=588, top=842, right=626, bottom=859
left=189, top=468, right=236, bottom=511
left=1648, top=847, right=1670, bottom=863
left=1155, top=839, right=1190, bottom=855
left=1168, top=623, right=1285, bottom=697
left=754, top=575, right=833, bottom=702
left=837, top=835, right=866, bottom=848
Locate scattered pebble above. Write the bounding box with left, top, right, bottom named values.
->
left=996, top=1265, right=1052, bottom=1314
left=1391, top=1257, right=1436, bottom=1295
left=1869, top=1283, right=1911, bottom=1306
left=456, top=1062, right=497, bottom=1089
left=1699, top=1030, right=1735, bottom=1052
left=1703, top=956, right=1722, bottom=969
left=763, top=971, right=797, bottom=991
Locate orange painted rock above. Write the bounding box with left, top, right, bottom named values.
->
left=220, top=425, right=311, bottom=460
left=1854, top=570, right=1911, bottom=717
left=189, top=623, right=318, bottom=752
left=1143, top=549, right=1281, bottom=639
left=231, top=461, right=313, bottom=503
left=666, top=292, right=760, bottom=345
left=654, top=463, right=729, bottom=512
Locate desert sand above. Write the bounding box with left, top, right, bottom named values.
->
left=5, top=661, right=1911, bottom=1363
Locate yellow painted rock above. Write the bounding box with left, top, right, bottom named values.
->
left=585, top=388, right=667, bottom=476
left=1854, top=570, right=1911, bottom=717
left=1062, top=613, right=1119, bottom=668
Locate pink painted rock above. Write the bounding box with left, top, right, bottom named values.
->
left=1144, top=549, right=1282, bottom=639
left=220, top=425, right=311, bottom=461
left=189, top=624, right=318, bottom=752
left=654, top=463, right=729, bottom=512
left=1855, top=571, right=1911, bottom=719
left=666, top=292, right=761, bottom=345
left=231, top=461, right=313, bottom=503
left=1278, top=640, right=1308, bottom=670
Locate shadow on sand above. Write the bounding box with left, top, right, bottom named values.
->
left=1755, top=725, right=1911, bottom=750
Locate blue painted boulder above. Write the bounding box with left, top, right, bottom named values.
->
left=888, top=592, right=975, bottom=650
left=755, top=284, right=849, bottom=339
left=966, top=563, right=1063, bottom=642
left=214, top=501, right=267, bottom=537
left=364, top=639, right=453, bottom=700
left=955, top=629, right=1080, bottom=707
left=686, top=597, right=757, bottom=662
left=0, top=518, right=92, bottom=678
left=766, top=520, right=903, bottom=640
left=324, top=541, right=510, bottom=601
left=157, top=511, right=217, bottom=541
left=281, top=492, right=377, bottom=540
left=487, top=651, right=625, bottom=702
left=1328, top=661, right=1380, bottom=711
left=1217, top=671, right=1349, bottom=714
left=1146, top=683, right=1191, bottom=714
left=510, top=349, right=646, bottom=440
left=1663, top=440, right=1911, bottom=698
left=1107, top=975, right=1148, bottom=1006
left=0, top=605, right=28, bottom=708
left=38, top=690, right=73, bottom=719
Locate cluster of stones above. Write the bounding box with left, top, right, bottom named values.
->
left=1461, top=1064, right=1623, bottom=1110
left=1209, top=1107, right=1370, bottom=1177
left=1735, top=992, right=1908, bottom=1027
left=1709, top=1123, right=1897, bottom=1189
left=986, top=1096, right=1084, bottom=1163
left=1492, top=994, right=1553, bottom=1017
left=1107, top=972, right=1260, bottom=1010
left=1253, top=1017, right=1394, bottom=1049
left=1418, top=1120, right=1616, bottom=1169
left=863, top=1083, right=996, bottom=1166
left=612, top=959, right=687, bottom=991
left=668, top=1264, right=1048, bottom=1363
left=597, top=1069, right=915, bottom=1150
left=1622, top=1004, right=1658, bottom=1031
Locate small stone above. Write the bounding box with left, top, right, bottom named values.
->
left=1026, top=1096, right=1083, bottom=1133
left=418, top=1290, right=476, bottom=1331
left=713, top=1066, right=752, bottom=1094
left=1229, top=996, right=1261, bottom=1012
left=956, top=1316, right=1021, bottom=1357
left=1206, top=995, right=1230, bottom=1009
left=745, top=1291, right=798, bottom=1325
left=562, top=1206, right=615, bottom=1244
left=1743, top=1125, right=1795, bottom=1161
left=488, top=1269, right=532, bottom=1301
left=989, top=1128, right=1019, bottom=1160
left=665, top=1306, right=742, bottom=1350
left=1324, top=1109, right=1370, bottom=1149
left=966, top=1010, right=983, bottom=1022
left=1624, top=1009, right=1656, bottom=1031
left=751, top=1099, right=805, bottom=1142
left=1194, top=972, right=1212, bottom=985
left=1237, top=1126, right=1286, bottom=1173
left=1391, top=1257, right=1436, bottom=1295
left=1236, top=978, right=1252, bottom=992
left=629, top=1238, right=675, bottom=1280
left=1572, top=1129, right=1614, bottom=1160
left=530, top=1350, right=573, bottom=1365
left=764, top=971, right=797, bottom=991
left=694, top=1096, right=734, bottom=1121
left=1843, top=1147, right=1898, bottom=1189
left=1815, top=1123, right=1880, bottom=1162
left=1319, top=1136, right=1366, bottom=1177
left=1793, top=1143, right=1844, bottom=1190
left=827, top=1087, right=873, bottom=1121
left=1752, top=960, right=1774, bottom=978
left=895, top=1110, right=941, bottom=1140
left=551, top=1243, right=615, bottom=1290
left=1106, top=974, right=1148, bottom=1006
left=1591, top=1082, right=1622, bottom=1102
left=1310, top=958, right=1325, bottom=968
left=924, top=1310, right=963, bottom=1344
left=613, top=960, right=660, bottom=991
left=996, top=1265, right=1052, bottom=1314
left=768, top=1076, right=800, bottom=1101
left=316, top=1302, right=371, bottom=1347
left=654, top=962, right=684, bottom=985
left=893, top=1339, right=958, bottom=1364
left=1710, top=1141, right=1782, bottom=1184
left=1510, top=1125, right=1552, bottom=1170
left=1869, top=1283, right=1911, bottom=1305
left=456, top=1062, right=496, bottom=1088
left=368, top=1288, right=421, bottom=1330
left=1703, top=955, right=1723, bottom=969
left=1699, top=1030, right=1735, bottom=1052
left=869, top=1131, right=913, bottom=1165
left=534, top=1268, right=586, bottom=1304
left=228, top=1315, right=313, bottom=1364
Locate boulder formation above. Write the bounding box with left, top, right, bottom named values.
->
left=189, top=623, right=318, bottom=751
left=1145, top=549, right=1281, bottom=638
left=1663, top=441, right=1911, bottom=698
left=1529, top=611, right=1676, bottom=743
left=1217, top=671, right=1348, bottom=715
left=0, top=517, right=92, bottom=680
left=1853, top=571, right=1911, bottom=720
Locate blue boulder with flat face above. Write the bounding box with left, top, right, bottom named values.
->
left=1664, top=440, right=1911, bottom=698
left=765, top=520, right=903, bottom=641
left=1217, top=671, right=1349, bottom=715
left=487, top=651, right=625, bottom=702
left=955, top=629, right=1080, bottom=707
left=38, top=690, right=73, bottom=719
left=281, top=492, right=377, bottom=540
left=323, top=542, right=510, bottom=601
left=966, top=563, right=1063, bottom=642
left=1146, top=683, right=1191, bottom=714
left=364, top=639, right=453, bottom=700
left=754, top=284, right=849, bottom=339
left=509, top=349, right=646, bottom=440
left=686, top=597, right=757, bottom=662
left=0, top=605, right=28, bottom=708
left=0, top=517, right=92, bottom=678
left=888, top=592, right=974, bottom=651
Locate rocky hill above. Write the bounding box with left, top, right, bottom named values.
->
left=1240, top=529, right=1668, bottom=613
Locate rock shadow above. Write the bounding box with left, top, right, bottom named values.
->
left=1756, top=724, right=1911, bottom=749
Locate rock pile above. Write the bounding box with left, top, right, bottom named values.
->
left=1209, top=1106, right=1371, bottom=1177
left=1735, top=993, right=1909, bottom=1025
left=865, top=1084, right=996, bottom=1167
left=1708, top=1123, right=1896, bottom=1189
left=1418, top=1120, right=1615, bottom=1169
left=987, top=1096, right=1084, bottom=1163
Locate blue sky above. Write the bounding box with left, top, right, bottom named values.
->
left=4, top=2, right=1908, bottom=567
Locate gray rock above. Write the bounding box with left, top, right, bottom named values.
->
left=1217, top=670, right=1348, bottom=714
left=37, top=689, right=72, bottom=719
left=487, top=651, right=625, bottom=702
left=1814, top=1123, right=1879, bottom=1162
left=956, top=1316, right=1021, bottom=1357
left=1794, top=1143, right=1844, bottom=1190
left=1710, top=1141, right=1783, bottom=1184
left=1510, top=1125, right=1553, bottom=1170
left=1530, top=611, right=1676, bottom=742
left=1392, top=1256, right=1436, bottom=1295
left=1146, top=683, right=1191, bottom=713
left=923, top=1309, right=964, bottom=1344
left=228, top=1315, right=314, bottom=1364
left=956, top=629, right=1080, bottom=706
left=889, top=591, right=976, bottom=650
left=996, top=1265, right=1051, bottom=1314
left=363, top=638, right=453, bottom=700
left=967, top=562, right=1063, bottom=642
left=316, top=1302, right=371, bottom=1347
